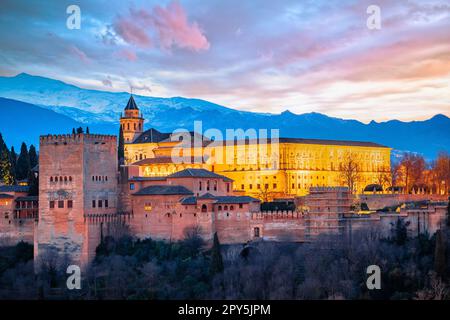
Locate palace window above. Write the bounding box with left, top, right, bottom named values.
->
left=273, top=183, right=277, bottom=189
left=218, top=206, right=222, bottom=211
left=199, top=181, right=202, bottom=191
left=98, top=200, right=103, bottom=208
left=105, top=200, right=109, bottom=208
left=92, top=200, right=96, bottom=208
left=214, top=181, right=217, bottom=191
left=201, top=204, right=207, bottom=212
left=239, top=204, right=243, bottom=209
left=292, top=183, right=295, bottom=189
left=68, top=200, right=73, bottom=208
left=226, top=184, right=230, bottom=192
left=58, top=201, right=64, bottom=208
left=254, top=227, right=260, bottom=238
left=49, top=201, right=55, bottom=209
left=230, top=205, right=234, bottom=211
left=249, top=184, right=253, bottom=190
left=50, top=177, right=53, bottom=182
left=241, top=184, right=245, bottom=190
left=207, top=181, right=210, bottom=191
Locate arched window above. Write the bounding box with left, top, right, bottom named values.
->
left=201, top=204, right=207, bottom=212
left=92, top=176, right=94, bottom=181
left=127, top=123, right=130, bottom=130
left=218, top=205, right=222, bottom=211
left=134, top=123, right=137, bottom=130
left=224, top=205, right=228, bottom=211
left=105, top=176, right=108, bottom=181
left=50, top=177, right=53, bottom=182
left=69, top=176, right=72, bottom=182
left=230, top=205, right=234, bottom=211
left=64, top=176, right=67, bottom=182
left=139, top=123, right=142, bottom=131
left=199, top=181, right=202, bottom=190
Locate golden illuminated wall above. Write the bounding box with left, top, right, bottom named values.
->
left=125, top=140, right=391, bottom=198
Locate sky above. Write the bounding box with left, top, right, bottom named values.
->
left=0, top=0, right=449, bottom=123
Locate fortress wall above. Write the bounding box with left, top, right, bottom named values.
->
left=359, top=194, right=449, bottom=210
left=0, top=219, right=35, bottom=246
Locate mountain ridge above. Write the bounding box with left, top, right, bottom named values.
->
left=0, top=73, right=449, bottom=159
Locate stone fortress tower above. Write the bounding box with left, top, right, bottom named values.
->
left=35, top=133, right=119, bottom=268
left=120, top=95, right=144, bottom=143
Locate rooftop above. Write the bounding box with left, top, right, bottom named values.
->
left=125, top=95, right=139, bottom=110
left=168, top=168, right=233, bottom=182
left=0, top=185, right=29, bottom=193
left=180, top=194, right=259, bottom=205
left=133, top=185, right=193, bottom=196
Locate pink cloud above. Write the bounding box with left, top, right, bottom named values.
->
left=114, top=18, right=152, bottom=48
left=113, top=1, right=209, bottom=52
left=117, top=49, right=138, bottom=61
left=67, top=45, right=89, bottom=63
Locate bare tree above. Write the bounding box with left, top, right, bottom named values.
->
left=430, top=152, right=450, bottom=195
left=339, top=152, right=362, bottom=194
left=398, top=153, right=426, bottom=194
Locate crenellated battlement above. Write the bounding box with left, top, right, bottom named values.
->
left=40, top=133, right=117, bottom=145
left=252, top=210, right=304, bottom=220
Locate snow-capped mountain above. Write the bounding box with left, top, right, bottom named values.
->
left=0, top=73, right=449, bottom=159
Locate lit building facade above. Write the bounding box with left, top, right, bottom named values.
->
left=121, top=96, right=392, bottom=198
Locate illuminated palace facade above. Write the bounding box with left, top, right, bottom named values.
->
left=121, top=96, right=391, bottom=199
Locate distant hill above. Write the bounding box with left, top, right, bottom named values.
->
left=0, top=73, right=449, bottom=159
left=0, top=97, right=114, bottom=149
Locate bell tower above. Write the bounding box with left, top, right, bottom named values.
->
left=120, top=95, right=144, bottom=143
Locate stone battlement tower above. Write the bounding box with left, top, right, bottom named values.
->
left=35, top=133, right=118, bottom=268
left=120, top=95, right=144, bottom=143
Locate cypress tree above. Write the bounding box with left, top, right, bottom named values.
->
left=0, top=133, right=14, bottom=185
left=10, top=146, right=17, bottom=182
left=76, top=127, right=83, bottom=134
left=210, top=232, right=224, bottom=275
left=86, top=127, right=90, bottom=134
left=434, top=229, right=447, bottom=279
left=447, top=197, right=450, bottom=227
left=28, top=169, right=38, bottom=196
left=29, top=144, right=38, bottom=170
left=16, top=142, right=30, bottom=181
left=118, top=125, right=125, bottom=168
left=72, top=128, right=76, bottom=135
